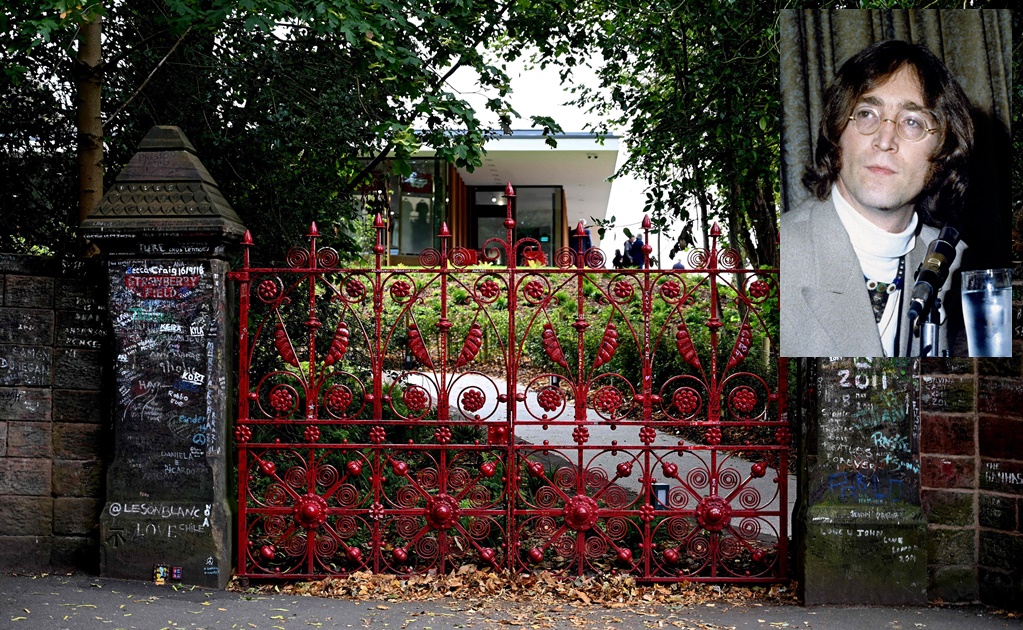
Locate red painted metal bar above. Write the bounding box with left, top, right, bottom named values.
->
left=502, top=183, right=518, bottom=574
left=231, top=183, right=786, bottom=583
left=228, top=230, right=253, bottom=579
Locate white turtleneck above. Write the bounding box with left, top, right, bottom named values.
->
left=832, top=185, right=918, bottom=355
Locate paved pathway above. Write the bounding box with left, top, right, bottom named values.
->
left=3, top=573, right=1020, bottom=630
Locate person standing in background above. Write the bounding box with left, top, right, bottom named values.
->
left=628, top=234, right=646, bottom=268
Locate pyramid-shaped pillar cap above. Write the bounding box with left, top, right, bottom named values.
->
left=81, top=125, right=246, bottom=258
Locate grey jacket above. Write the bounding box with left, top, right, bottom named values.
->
left=780, top=197, right=964, bottom=357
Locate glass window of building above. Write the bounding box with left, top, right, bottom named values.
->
left=470, top=186, right=562, bottom=264
left=359, top=158, right=445, bottom=258
left=515, top=187, right=562, bottom=263
left=394, top=161, right=439, bottom=255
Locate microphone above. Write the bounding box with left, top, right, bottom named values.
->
left=908, top=225, right=961, bottom=330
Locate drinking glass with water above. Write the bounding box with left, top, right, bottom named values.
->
left=961, top=268, right=1013, bottom=357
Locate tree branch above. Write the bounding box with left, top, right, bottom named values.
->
left=102, top=27, right=173, bottom=69
left=341, top=141, right=394, bottom=197
left=104, top=25, right=192, bottom=128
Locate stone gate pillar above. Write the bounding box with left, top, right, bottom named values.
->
left=800, top=357, right=927, bottom=605
left=81, top=126, right=245, bottom=588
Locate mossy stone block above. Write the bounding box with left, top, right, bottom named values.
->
left=803, top=505, right=927, bottom=605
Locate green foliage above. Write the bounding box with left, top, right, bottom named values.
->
left=522, top=0, right=781, bottom=268
left=515, top=271, right=778, bottom=418
left=451, top=287, right=470, bottom=306
left=1, top=0, right=577, bottom=258
left=0, top=3, right=82, bottom=253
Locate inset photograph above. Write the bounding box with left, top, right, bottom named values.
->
left=779, top=9, right=1012, bottom=357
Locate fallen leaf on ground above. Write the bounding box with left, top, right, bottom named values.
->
left=229, top=570, right=801, bottom=612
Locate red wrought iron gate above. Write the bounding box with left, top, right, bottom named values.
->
left=230, top=187, right=788, bottom=582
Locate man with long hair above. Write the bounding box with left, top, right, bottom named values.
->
left=781, top=40, right=973, bottom=357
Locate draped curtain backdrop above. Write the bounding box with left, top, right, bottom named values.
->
left=779, top=9, right=1012, bottom=270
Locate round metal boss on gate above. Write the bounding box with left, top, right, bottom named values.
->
left=427, top=494, right=460, bottom=530
left=696, top=496, right=732, bottom=532
left=563, top=495, right=599, bottom=531
left=293, top=493, right=329, bottom=529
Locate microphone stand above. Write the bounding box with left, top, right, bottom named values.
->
left=917, top=297, right=942, bottom=357
left=908, top=225, right=960, bottom=358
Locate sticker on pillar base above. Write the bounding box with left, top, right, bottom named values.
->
left=171, top=567, right=183, bottom=580
left=154, top=565, right=169, bottom=585
left=203, top=555, right=219, bottom=576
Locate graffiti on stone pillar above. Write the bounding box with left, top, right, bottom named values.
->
left=810, top=358, right=919, bottom=507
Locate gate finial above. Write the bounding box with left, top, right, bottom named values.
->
left=241, top=230, right=253, bottom=267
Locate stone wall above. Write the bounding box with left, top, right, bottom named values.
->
left=0, top=254, right=109, bottom=572
left=920, top=357, right=1023, bottom=608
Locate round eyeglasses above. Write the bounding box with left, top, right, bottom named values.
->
left=847, top=106, right=939, bottom=142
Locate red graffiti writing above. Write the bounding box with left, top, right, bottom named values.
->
left=125, top=275, right=200, bottom=299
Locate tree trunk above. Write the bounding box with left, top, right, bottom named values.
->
left=76, top=15, right=103, bottom=226
left=693, top=163, right=711, bottom=252
left=754, top=175, right=779, bottom=268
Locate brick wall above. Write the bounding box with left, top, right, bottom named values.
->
left=0, top=255, right=109, bottom=572
left=976, top=356, right=1023, bottom=608
left=920, top=356, right=1023, bottom=607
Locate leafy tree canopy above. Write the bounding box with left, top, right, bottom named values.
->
left=511, top=0, right=786, bottom=268
left=1, top=0, right=570, bottom=258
